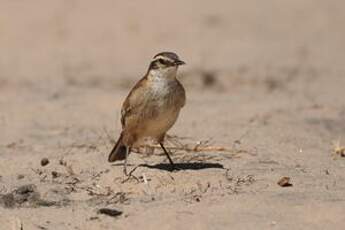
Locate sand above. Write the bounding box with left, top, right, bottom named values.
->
left=1, top=1, right=345, bottom=229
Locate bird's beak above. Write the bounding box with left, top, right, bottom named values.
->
left=175, top=59, right=186, bottom=66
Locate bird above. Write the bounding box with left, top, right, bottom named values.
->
left=108, top=52, right=186, bottom=175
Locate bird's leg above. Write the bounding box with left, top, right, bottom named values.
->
left=123, top=147, right=130, bottom=176
left=160, top=143, right=179, bottom=170
left=121, top=147, right=141, bottom=183
left=159, top=143, right=174, bottom=165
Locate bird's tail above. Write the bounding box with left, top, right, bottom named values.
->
left=108, top=133, right=127, bottom=162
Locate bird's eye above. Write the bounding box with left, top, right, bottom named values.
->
left=158, top=59, right=168, bottom=65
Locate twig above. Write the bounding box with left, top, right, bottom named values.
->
left=143, top=173, right=148, bottom=184
left=333, top=140, right=345, bottom=157
left=102, top=126, right=116, bottom=145
left=121, top=165, right=141, bottom=183
left=139, top=144, right=238, bottom=153
left=142, top=173, right=154, bottom=200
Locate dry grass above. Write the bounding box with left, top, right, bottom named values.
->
left=132, top=135, right=249, bottom=159
left=332, top=140, right=345, bottom=157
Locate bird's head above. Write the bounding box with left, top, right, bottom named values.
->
left=147, top=52, right=185, bottom=80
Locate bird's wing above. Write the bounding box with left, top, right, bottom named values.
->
left=120, top=76, right=149, bottom=129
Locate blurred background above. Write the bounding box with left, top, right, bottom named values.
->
left=1, top=0, right=344, bottom=88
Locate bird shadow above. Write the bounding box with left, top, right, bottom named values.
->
left=140, top=162, right=224, bottom=171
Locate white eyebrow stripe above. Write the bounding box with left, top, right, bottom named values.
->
left=152, top=56, right=173, bottom=62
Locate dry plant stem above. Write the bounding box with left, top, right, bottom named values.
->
left=102, top=126, right=116, bottom=144
left=144, top=144, right=235, bottom=153
left=122, top=164, right=140, bottom=183
left=142, top=173, right=154, bottom=198
left=332, top=140, right=345, bottom=157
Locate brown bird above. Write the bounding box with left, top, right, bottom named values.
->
left=108, top=52, right=186, bottom=175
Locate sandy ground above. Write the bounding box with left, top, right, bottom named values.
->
left=1, top=1, right=345, bottom=229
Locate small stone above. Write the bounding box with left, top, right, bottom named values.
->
left=17, top=174, right=25, bottom=180
left=97, top=208, right=122, bottom=217
left=40, top=158, right=50, bottom=167
left=89, top=216, right=99, bottom=221
left=277, top=177, right=292, bottom=187
left=59, top=159, right=67, bottom=166
left=51, top=171, right=59, bottom=178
